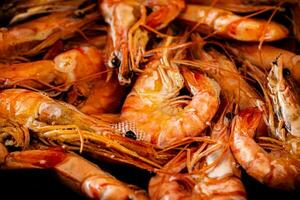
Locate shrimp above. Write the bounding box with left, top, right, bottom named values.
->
left=228, top=43, right=300, bottom=84
left=1, top=148, right=148, bottom=200
left=267, top=58, right=300, bottom=138
left=0, top=45, right=126, bottom=115
left=230, top=107, right=300, bottom=190
left=0, top=9, right=99, bottom=60
left=7, top=0, right=86, bottom=25
left=72, top=71, right=126, bottom=115
left=120, top=38, right=220, bottom=148
left=194, top=109, right=247, bottom=200
left=181, top=40, right=262, bottom=110
left=149, top=110, right=247, bottom=200
left=0, top=89, right=163, bottom=170
left=0, top=46, right=102, bottom=91
left=187, top=0, right=279, bottom=13
left=100, top=0, right=185, bottom=84
left=149, top=152, right=196, bottom=200
left=243, top=58, right=300, bottom=156
left=179, top=4, right=288, bottom=41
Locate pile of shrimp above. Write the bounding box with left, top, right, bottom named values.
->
left=0, top=0, right=300, bottom=199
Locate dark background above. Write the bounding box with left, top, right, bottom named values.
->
left=0, top=166, right=299, bottom=200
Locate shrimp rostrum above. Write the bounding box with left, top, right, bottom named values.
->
left=0, top=115, right=149, bottom=200
left=0, top=89, right=165, bottom=171
left=100, top=0, right=185, bottom=84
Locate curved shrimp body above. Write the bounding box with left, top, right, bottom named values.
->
left=0, top=89, right=106, bottom=132
left=2, top=149, right=149, bottom=200
left=194, top=114, right=247, bottom=200
left=0, top=46, right=102, bottom=91
left=230, top=108, right=300, bottom=190
left=179, top=5, right=288, bottom=41
left=100, top=0, right=185, bottom=83
left=267, top=59, right=300, bottom=138
left=0, top=11, right=99, bottom=59
left=193, top=47, right=262, bottom=110
left=149, top=114, right=246, bottom=200
left=121, top=59, right=220, bottom=147
left=229, top=44, right=300, bottom=84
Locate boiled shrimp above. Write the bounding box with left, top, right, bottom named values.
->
left=194, top=109, right=247, bottom=200
left=0, top=89, right=162, bottom=170
left=0, top=46, right=101, bottom=91
left=0, top=45, right=125, bottom=115
left=149, top=152, right=196, bottom=200
left=179, top=39, right=262, bottom=110
left=187, top=0, right=279, bottom=13
left=8, top=0, right=86, bottom=25
left=100, top=0, right=185, bottom=84
left=228, top=43, right=300, bottom=84
left=149, top=110, right=246, bottom=199
left=230, top=108, right=300, bottom=190
left=267, top=58, right=300, bottom=138
left=244, top=58, right=300, bottom=157
left=72, top=71, right=126, bottom=115
left=179, top=4, right=288, bottom=41
left=1, top=148, right=149, bottom=200
left=120, top=38, right=220, bottom=147
left=0, top=9, right=99, bottom=60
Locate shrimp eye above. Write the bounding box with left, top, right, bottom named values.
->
left=111, top=55, right=121, bottom=69
left=125, top=130, right=137, bottom=140
left=225, top=112, right=234, bottom=120
left=283, top=68, right=291, bottom=77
